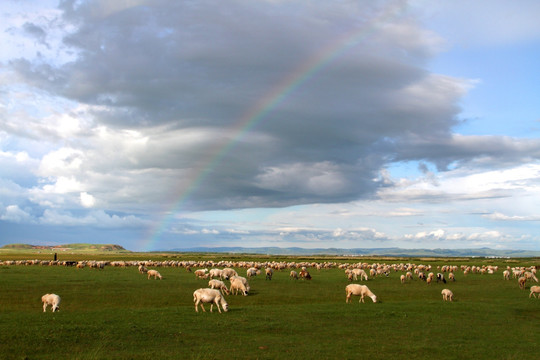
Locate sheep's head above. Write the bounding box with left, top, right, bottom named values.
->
left=222, top=303, right=229, bottom=312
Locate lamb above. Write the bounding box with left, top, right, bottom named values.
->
left=529, top=285, right=540, bottom=298
left=400, top=274, right=406, bottom=284
left=503, top=270, right=510, bottom=280
left=42, top=293, right=61, bottom=312
left=448, top=272, right=456, bottom=282
left=208, top=279, right=230, bottom=295
left=138, top=265, right=148, bottom=273
left=147, top=269, right=162, bottom=280
left=345, top=284, right=377, bottom=303
left=230, top=276, right=249, bottom=296
left=265, top=267, right=274, bottom=280
left=193, top=288, right=229, bottom=313
left=441, top=289, right=454, bottom=301
left=290, top=270, right=299, bottom=280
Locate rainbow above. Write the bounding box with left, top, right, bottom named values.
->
left=140, top=1, right=407, bottom=251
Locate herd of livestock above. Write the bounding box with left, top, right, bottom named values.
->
left=2, top=258, right=539, bottom=313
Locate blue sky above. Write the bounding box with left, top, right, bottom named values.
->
left=1, top=0, right=540, bottom=251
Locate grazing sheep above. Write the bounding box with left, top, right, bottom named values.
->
left=230, top=277, right=249, bottom=296
left=193, top=288, right=229, bottom=313
left=436, top=273, right=447, bottom=284
left=525, top=271, right=539, bottom=282
left=208, top=279, right=230, bottom=295
left=441, top=289, right=454, bottom=301
left=529, top=285, right=540, bottom=298
left=400, top=274, right=406, bottom=284
left=448, top=272, right=456, bottom=282
left=138, top=265, right=148, bottom=273
left=246, top=267, right=261, bottom=278
left=147, top=269, right=162, bottom=280
left=42, top=293, right=61, bottom=312
left=221, top=268, right=238, bottom=280
left=265, top=267, right=274, bottom=280
left=209, top=268, right=223, bottom=279
left=519, top=276, right=527, bottom=290
left=345, top=284, right=377, bottom=303
left=290, top=270, right=299, bottom=280
left=300, top=270, right=312, bottom=280
left=194, top=269, right=209, bottom=279
left=348, top=268, right=368, bottom=281
left=503, top=270, right=510, bottom=280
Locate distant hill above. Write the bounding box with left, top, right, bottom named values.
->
left=169, top=246, right=540, bottom=258
left=0, top=243, right=128, bottom=252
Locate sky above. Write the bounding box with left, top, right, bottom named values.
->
left=1, top=0, right=540, bottom=252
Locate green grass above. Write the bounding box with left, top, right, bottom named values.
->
left=0, top=256, right=539, bottom=359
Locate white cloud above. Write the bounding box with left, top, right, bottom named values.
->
left=1, top=205, right=33, bottom=223
left=80, top=192, right=95, bottom=208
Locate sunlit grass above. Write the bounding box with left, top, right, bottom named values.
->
left=0, top=256, right=539, bottom=359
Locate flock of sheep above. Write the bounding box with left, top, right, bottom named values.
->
left=1, top=258, right=537, bottom=313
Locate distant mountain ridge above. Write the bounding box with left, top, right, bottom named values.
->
left=2, top=243, right=539, bottom=257
left=1, top=243, right=127, bottom=252
left=169, top=246, right=540, bottom=257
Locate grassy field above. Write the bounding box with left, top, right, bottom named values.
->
left=0, top=252, right=539, bottom=359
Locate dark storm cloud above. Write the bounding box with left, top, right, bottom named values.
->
left=12, top=0, right=534, bottom=213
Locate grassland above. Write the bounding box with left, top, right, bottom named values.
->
left=0, top=251, right=539, bottom=359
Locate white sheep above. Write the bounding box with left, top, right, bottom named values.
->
left=290, top=270, right=299, bottom=280
left=345, top=284, right=377, bottom=303
left=42, top=293, right=61, bottom=312
left=265, top=267, right=274, bottom=280
left=208, top=279, right=230, bottom=295
left=519, top=276, right=527, bottom=289
left=194, top=269, right=209, bottom=279
left=230, top=276, right=250, bottom=296
left=208, top=268, right=223, bottom=279
left=193, top=288, right=229, bottom=313
left=138, top=265, right=148, bottom=273
left=221, top=268, right=238, bottom=280
left=529, top=285, right=540, bottom=298
left=441, top=289, right=454, bottom=301
left=246, top=267, right=261, bottom=278
left=353, top=269, right=369, bottom=281
left=147, top=269, right=162, bottom=280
